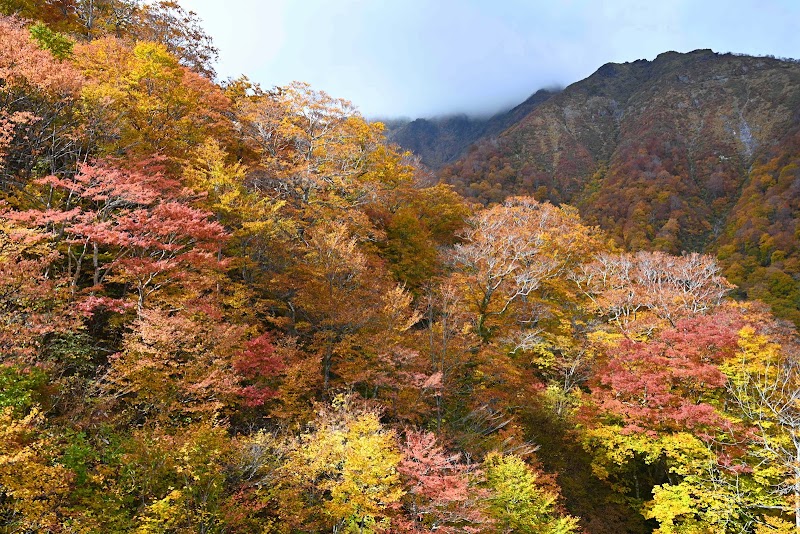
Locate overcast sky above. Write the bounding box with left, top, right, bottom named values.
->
left=179, top=0, right=800, bottom=119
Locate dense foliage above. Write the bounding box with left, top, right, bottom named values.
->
left=1, top=5, right=799, bottom=533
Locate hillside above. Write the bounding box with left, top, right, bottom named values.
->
left=385, top=88, right=556, bottom=168
left=438, top=50, right=800, bottom=323
left=4, top=6, right=800, bottom=533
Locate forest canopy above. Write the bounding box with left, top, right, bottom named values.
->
left=0, top=3, right=799, bottom=533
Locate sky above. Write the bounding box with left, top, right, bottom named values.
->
left=179, top=0, right=800, bottom=119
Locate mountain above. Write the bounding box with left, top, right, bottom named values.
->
left=435, top=49, right=800, bottom=323
left=384, top=88, right=557, bottom=169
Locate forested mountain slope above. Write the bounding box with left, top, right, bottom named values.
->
left=3, top=4, right=800, bottom=533
left=437, top=50, right=800, bottom=323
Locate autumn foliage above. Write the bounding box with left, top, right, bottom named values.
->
left=1, top=8, right=799, bottom=534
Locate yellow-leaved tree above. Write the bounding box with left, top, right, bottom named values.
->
left=242, top=395, right=404, bottom=532
left=75, top=38, right=230, bottom=161
left=0, top=407, right=72, bottom=532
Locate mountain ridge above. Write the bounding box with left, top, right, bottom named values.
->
left=405, top=49, right=800, bottom=323
left=383, top=88, right=558, bottom=168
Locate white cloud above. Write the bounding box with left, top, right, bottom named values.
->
left=178, top=0, right=800, bottom=118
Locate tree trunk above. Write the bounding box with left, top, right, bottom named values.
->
left=323, top=336, right=333, bottom=395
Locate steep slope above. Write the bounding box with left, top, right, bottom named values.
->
left=385, top=89, right=556, bottom=169
left=439, top=49, right=800, bottom=322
